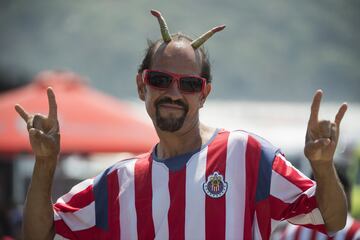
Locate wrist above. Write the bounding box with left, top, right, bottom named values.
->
left=29, top=159, right=57, bottom=197
left=35, top=154, right=58, bottom=161
left=33, top=155, right=58, bottom=178
left=310, top=160, right=336, bottom=180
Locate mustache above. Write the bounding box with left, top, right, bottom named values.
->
left=155, top=97, right=188, bottom=110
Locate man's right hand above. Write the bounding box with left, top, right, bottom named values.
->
left=16, top=87, right=59, bottom=240
left=15, top=87, right=60, bottom=161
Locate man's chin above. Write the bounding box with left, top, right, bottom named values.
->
left=156, top=116, right=185, bottom=132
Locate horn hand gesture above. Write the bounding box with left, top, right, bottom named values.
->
left=15, top=87, right=60, bottom=160
left=304, top=90, right=347, bottom=163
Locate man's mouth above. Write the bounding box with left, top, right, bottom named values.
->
left=158, top=103, right=185, bottom=110
left=155, top=97, right=189, bottom=113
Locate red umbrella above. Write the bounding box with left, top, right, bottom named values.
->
left=0, top=70, right=158, bottom=154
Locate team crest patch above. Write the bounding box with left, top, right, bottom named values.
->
left=203, top=171, right=228, bottom=198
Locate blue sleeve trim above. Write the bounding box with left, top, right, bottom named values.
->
left=93, top=167, right=111, bottom=230
left=249, top=133, right=280, bottom=203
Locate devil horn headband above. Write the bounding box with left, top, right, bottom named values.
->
left=150, top=9, right=225, bottom=49
left=151, top=10, right=172, bottom=42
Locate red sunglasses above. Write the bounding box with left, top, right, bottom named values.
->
left=142, top=69, right=207, bottom=93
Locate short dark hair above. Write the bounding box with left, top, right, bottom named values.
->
left=138, top=33, right=212, bottom=83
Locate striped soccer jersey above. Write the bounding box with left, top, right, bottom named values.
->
left=280, top=214, right=360, bottom=240
left=53, top=129, right=327, bottom=240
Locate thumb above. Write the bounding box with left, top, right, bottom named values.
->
left=29, top=128, right=44, bottom=138
left=29, top=128, right=48, bottom=144
left=306, top=138, right=331, bottom=153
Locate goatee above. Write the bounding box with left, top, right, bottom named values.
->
left=155, top=97, right=189, bottom=132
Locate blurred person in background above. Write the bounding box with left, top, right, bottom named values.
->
left=0, top=207, right=11, bottom=239
left=16, top=10, right=348, bottom=240
left=279, top=164, right=360, bottom=239
left=0, top=205, right=15, bottom=240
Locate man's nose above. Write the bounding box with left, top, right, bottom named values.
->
left=166, top=79, right=182, bottom=99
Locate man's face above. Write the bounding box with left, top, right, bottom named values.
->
left=137, top=40, right=211, bottom=133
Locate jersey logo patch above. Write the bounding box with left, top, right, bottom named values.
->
left=203, top=171, right=228, bottom=198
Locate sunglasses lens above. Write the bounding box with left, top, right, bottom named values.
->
left=147, top=71, right=172, bottom=89
left=180, top=77, right=204, bottom=92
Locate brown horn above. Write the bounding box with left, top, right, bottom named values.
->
left=151, top=10, right=172, bottom=43
left=191, top=25, right=225, bottom=49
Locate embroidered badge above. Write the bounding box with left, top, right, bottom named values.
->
left=203, top=171, right=228, bottom=198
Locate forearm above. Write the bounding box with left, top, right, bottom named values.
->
left=312, top=161, right=347, bottom=232
left=23, top=157, right=57, bottom=240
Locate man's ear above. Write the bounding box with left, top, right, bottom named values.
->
left=136, top=73, right=146, bottom=101
left=199, top=83, right=212, bottom=108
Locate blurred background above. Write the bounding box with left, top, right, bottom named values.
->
left=0, top=0, right=359, bottom=238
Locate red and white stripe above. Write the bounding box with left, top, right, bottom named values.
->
left=54, top=130, right=327, bottom=240
left=54, top=178, right=96, bottom=238
left=280, top=214, right=360, bottom=240
left=270, top=154, right=325, bottom=231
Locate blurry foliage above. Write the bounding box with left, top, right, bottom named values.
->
left=352, top=185, right=360, bottom=219
left=0, top=0, right=359, bottom=101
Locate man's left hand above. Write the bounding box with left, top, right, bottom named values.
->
left=304, top=90, right=348, bottom=163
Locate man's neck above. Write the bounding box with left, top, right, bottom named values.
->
left=156, top=122, right=216, bottom=160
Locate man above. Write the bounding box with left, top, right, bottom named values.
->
left=280, top=165, right=360, bottom=240
left=17, top=10, right=348, bottom=240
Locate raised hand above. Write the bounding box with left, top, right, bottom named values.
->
left=304, top=90, right=347, bottom=162
left=15, top=87, right=60, bottom=160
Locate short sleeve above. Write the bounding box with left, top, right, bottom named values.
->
left=53, top=178, right=97, bottom=239
left=53, top=166, right=121, bottom=239
left=270, top=153, right=328, bottom=234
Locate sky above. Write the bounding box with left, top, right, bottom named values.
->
left=0, top=0, right=359, bottom=102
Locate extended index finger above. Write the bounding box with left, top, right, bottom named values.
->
left=47, top=87, right=58, bottom=120
left=308, top=89, right=323, bottom=126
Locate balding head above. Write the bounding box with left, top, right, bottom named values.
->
left=151, top=40, right=202, bottom=75
left=138, top=33, right=212, bottom=83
